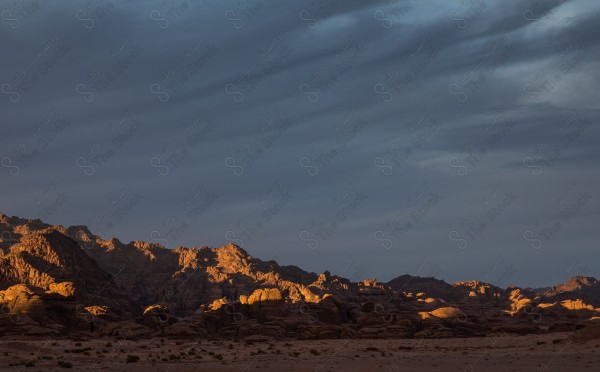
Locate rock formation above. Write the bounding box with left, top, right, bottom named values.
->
left=0, top=211, right=598, bottom=339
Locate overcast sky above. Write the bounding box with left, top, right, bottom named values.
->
left=1, top=0, right=599, bottom=288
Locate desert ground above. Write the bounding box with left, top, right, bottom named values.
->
left=0, top=332, right=598, bottom=371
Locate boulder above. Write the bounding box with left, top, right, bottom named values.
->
left=46, top=282, right=76, bottom=299
left=99, top=320, right=153, bottom=339
left=142, top=304, right=177, bottom=329
left=241, top=288, right=284, bottom=319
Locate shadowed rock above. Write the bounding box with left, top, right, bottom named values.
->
left=0, top=211, right=598, bottom=340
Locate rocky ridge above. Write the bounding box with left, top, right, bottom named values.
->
left=0, top=212, right=599, bottom=341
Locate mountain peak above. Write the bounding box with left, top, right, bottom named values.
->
left=560, top=275, right=599, bottom=290
left=0, top=212, right=599, bottom=342
left=220, top=242, right=246, bottom=252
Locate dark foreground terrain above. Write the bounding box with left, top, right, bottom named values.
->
left=1, top=332, right=599, bottom=371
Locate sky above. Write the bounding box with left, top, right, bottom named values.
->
left=1, top=0, right=599, bottom=288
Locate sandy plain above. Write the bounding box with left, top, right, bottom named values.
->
left=0, top=332, right=598, bottom=371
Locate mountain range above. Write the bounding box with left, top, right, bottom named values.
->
left=0, top=212, right=598, bottom=340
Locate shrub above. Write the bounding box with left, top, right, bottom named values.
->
left=58, top=360, right=73, bottom=368
left=126, top=355, right=140, bottom=363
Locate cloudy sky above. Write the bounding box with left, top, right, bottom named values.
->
left=1, top=0, right=599, bottom=288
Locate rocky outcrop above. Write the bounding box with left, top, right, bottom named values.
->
left=0, top=284, right=82, bottom=336
left=542, top=276, right=600, bottom=307
left=142, top=304, right=177, bottom=330
left=574, top=318, right=600, bottom=342
left=0, top=211, right=598, bottom=340
left=240, top=288, right=284, bottom=319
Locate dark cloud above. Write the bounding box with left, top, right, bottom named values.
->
left=1, top=0, right=598, bottom=288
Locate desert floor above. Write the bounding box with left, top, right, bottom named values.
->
left=0, top=332, right=598, bottom=371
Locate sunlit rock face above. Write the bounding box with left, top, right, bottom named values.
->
left=0, top=211, right=598, bottom=339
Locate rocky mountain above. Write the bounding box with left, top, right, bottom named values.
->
left=542, top=276, right=600, bottom=304
left=387, top=274, right=456, bottom=299
left=0, top=212, right=598, bottom=340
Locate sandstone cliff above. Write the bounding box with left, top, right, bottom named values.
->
left=0, top=212, right=597, bottom=339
